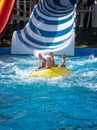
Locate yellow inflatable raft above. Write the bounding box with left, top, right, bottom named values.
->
left=30, top=67, right=71, bottom=79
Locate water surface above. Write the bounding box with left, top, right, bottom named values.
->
left=0, top=55, right=97, bottom=130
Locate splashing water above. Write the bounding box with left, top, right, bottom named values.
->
left=0, top=55, right=97, bottom=130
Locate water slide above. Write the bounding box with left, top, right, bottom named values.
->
left=0, top=0, right=16, bottom=38
left=11, top=0, right=78, bottom=56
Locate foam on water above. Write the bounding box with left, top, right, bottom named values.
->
left=0, top=55, right=97, bottom=90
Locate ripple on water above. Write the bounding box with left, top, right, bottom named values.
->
left=0, top=55, right=97, bottom=129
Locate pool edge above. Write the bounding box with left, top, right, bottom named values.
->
left=0, top=47, right=97, bottom=56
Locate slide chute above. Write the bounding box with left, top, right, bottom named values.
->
left=11, top=0, right=78, bottom=56
left=0, top=0, right=16, bottom=38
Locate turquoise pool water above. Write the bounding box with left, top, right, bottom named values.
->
left=0, top=55, right=97, bottom=130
